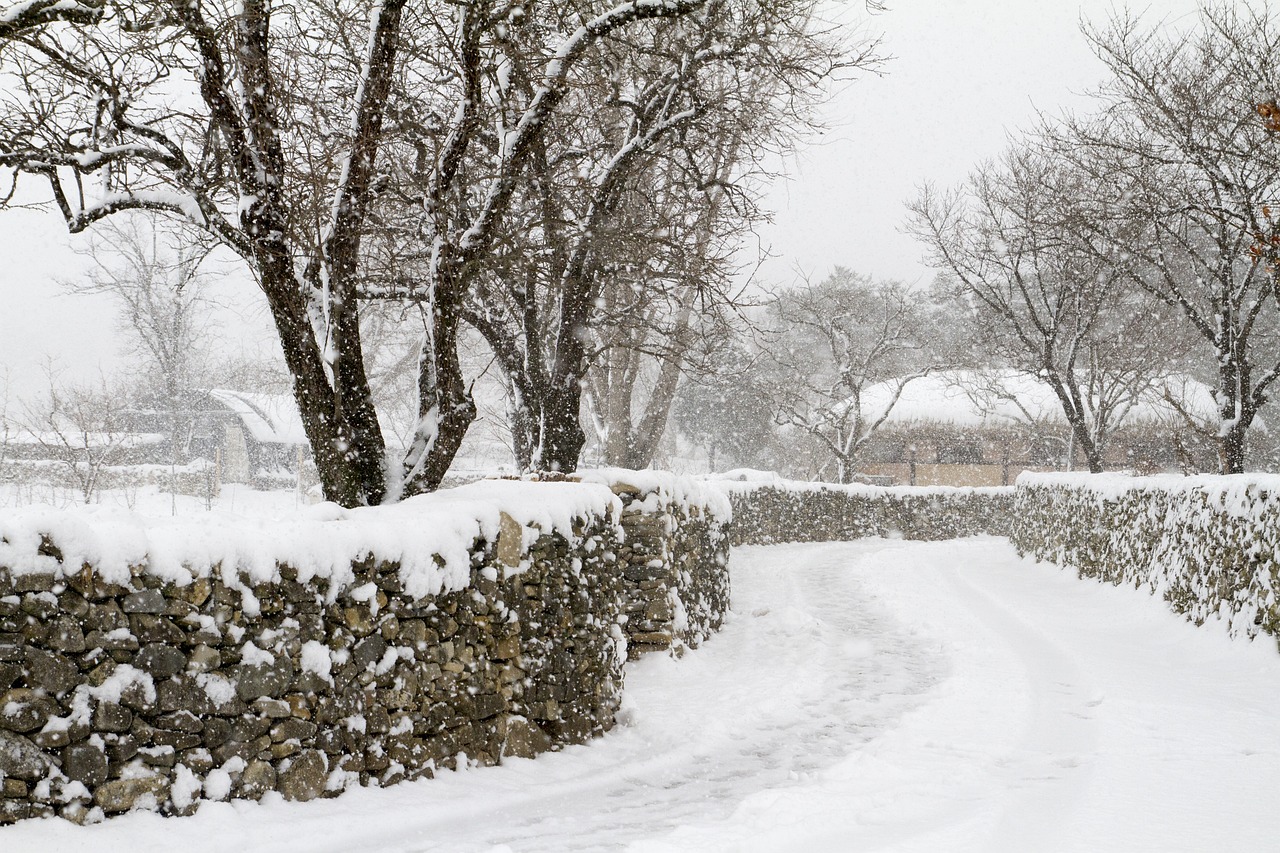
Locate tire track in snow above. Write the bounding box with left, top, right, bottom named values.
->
left=337, top=541, right=948, bottom=853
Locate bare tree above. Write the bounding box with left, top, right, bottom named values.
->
left=19, top=370, right=134, bottom=504
left=442, top=0, right=875, bottom=474
left=0, top=0, right=709, bottom=505
left=907, top=144, right=1168, bottom=473
left=1049, top=4, right=1280, bottom=473
left=672, top=335, right=785, bottom=473
left=68, top=214, right=216, bottom=398
left=764, top=269, right=933, bottom=484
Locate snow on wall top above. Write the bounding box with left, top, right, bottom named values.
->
left=576, top=467, right=733, bottom=522
left=856, top=370, right=1220, bottom=429
left=0, top=480, right=622, bottom=603
left=1016, top=470, right=1280, bottom=512
left=707, top=471, right=1013, bottom=498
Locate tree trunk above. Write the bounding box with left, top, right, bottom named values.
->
left=537, top=382, right=588, bottom=472
left=254, top=245, right=372, bottom=507
left=402, top=294, right=477, bottom=495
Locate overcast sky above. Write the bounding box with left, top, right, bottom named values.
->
left=0, top=0, right=1208, bottom=401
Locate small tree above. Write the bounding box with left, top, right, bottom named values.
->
left=64, top=214, right=218, bottom=466
left=673, top=338, right=784, bottom=473
left=764, top=269, right=933, bottom=484
left=21, top=372, right=132, bottom=504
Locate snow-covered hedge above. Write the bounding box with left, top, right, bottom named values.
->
left=1012, top=473, right=1280, bottom=640
left=0, top=475, right=731, bottom=824
left=718, top=474, right=1014, bottom=545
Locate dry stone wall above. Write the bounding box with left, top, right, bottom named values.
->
left=721, top=478, right=1014, bottom=545
left=1011, top=473, right=1280, bottom=641
left=0, top=476, right=731, bottom=825
left=580, top=471, right=731, bottom=658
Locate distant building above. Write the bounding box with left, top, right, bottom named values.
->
left=4, top=389, right=310, bottom=487
left=853, top=370, right=1227, bottom=486
left=122, top=389, right=310, bottom=484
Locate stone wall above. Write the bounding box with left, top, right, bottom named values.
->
left=0, top=476, right=731, bottom=825
left=722, top=479, right=1014, bottom=546
left=1011, top=473, right=1280, bottom=641
left=589, top=473, right=732, bottom=659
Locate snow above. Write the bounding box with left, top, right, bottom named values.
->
left=578, top=467, right=733, bottom=523
left=1017, top=469, right=1280, bottom=502
left=300, top=640, right=334, bottom=684
left=0, top=480, right=622, bottom=601
left=9, top=538, right=1280, bottom=851
left=708, top=471, right=1012, bottom=499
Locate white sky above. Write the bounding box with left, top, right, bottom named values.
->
left=756, top=0, right=1204, bottom=286
left=0, top=0, right=1207, bottom=401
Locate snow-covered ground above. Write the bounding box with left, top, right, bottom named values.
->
left=8, top=538, right=1280, bottom=852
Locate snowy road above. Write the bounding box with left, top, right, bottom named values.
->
left=12, top=538, right=1280, bottom=852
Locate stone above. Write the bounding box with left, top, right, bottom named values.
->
left=271, top=718, right=317, bottom=743
left=93, top=776, right=169, bottom=814
left=285, top=693, right=312, bottom=719
left=252, top=698, right=291, bottom=719
left=269, top=740, right=299, bottom=760
left=0, top=689, right=58, bottom=733
left=136, top=644, right=187, bottom=679
left=184, top=748, right=215, bottom=774
left=496, top=512, right=525, bottom=568
left=234, top=659, right=294, bottom=701
left=56, top=590, right=89, bottom=618
left=341, top=606, right=376, bottom=636
left=352, top=634, right=387, bottom=670
left=93, top=701, right=132, bottom=733
left=19, top=593, right=59, bottom=621
left=84, top=629, right=138, bottom=653
left=151, top=730, right=202, bottom=751
left=188, top=644, right=221, bottom=673
left=156, top=679, right=213, bottom=715
left=0, top=800, right=53, bottom=823
left=32, top=720, right=88, bottom=749
left=24, top=647, right=79, bottom=694
left=121, top=589, right=166, bottom=614
left=493, top=634, right=521, bottom=660
left=61, top=742, right=108, bottom=787
left=83, top=601, right=128, bottom=632
left=131, top=615, right=184, bottom=644
left=59, top=800, right=94, bottom=824
left=2, top=777, right=28, bottom=797
left=156, top=710, right=204, bottom=733
left=46, top=616, right=86, bottom=653
left=177, top=578, right=212, bottom=607
left=14, top=573, right=55, bottom=594
left=0, top=730, right=57, bottom=781
left=237, top=759, right=276, bottom=799
left=105, top=734, right=139, bottom=763
left=201, top=718, right=231, bottom=749
left=231, top=717, right=272, bottom=742
left=0, top=633, right=23, bottom=662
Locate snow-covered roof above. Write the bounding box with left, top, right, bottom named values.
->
left=208, top=389, right=309, bottom=446
left=857, top=370, right=1220, bottom=429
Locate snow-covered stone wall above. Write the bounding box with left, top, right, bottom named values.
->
left=1011, top=473, right=1280, bottom=640
left=580, top=470, right=731, bottom=658
left=0, top=476, right=731, bottom=824
left=719, top=476, right=1014, bottom=545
